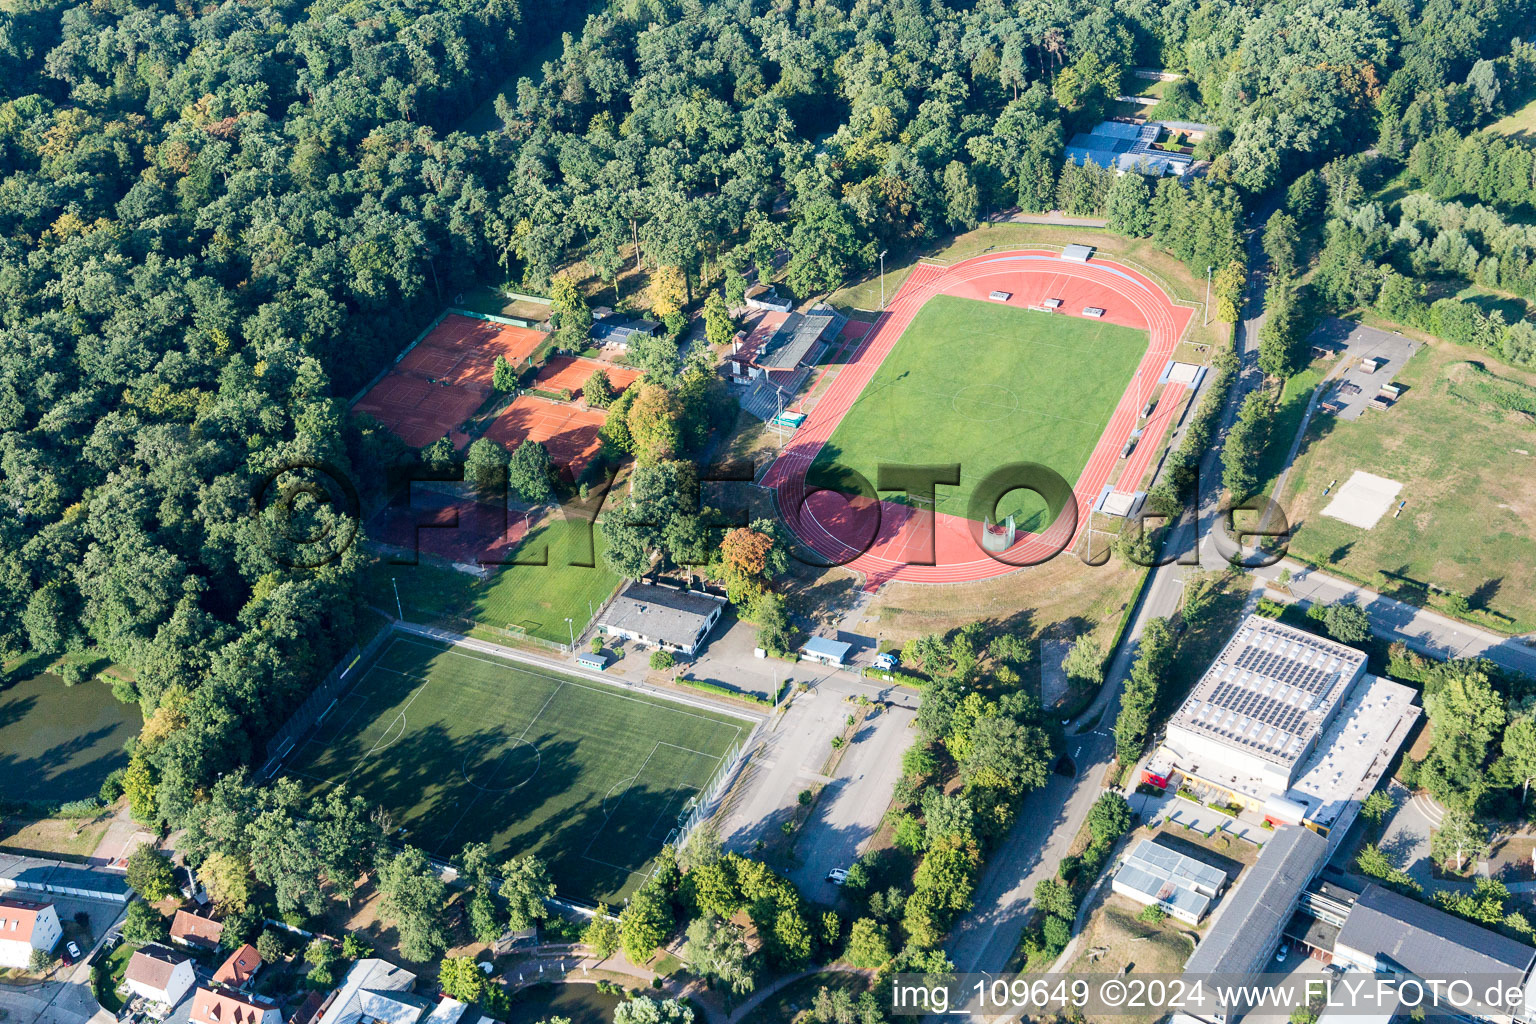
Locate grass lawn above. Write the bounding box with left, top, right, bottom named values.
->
left=95, top=941, right=138, bottom=1013
left=1276, top=341, right=1536, bottom=632
left=1454, top=282, right=1534, bottom=324
left=741, top=971, right=872, bottom=1024
left=1064, top=894, right=1195, bottom=1022
left=454, top=0, right=606, bottom=135
left=454, top=284, right=553, bottom=324
left=864, top=549, right=1144, bottom=654
left=809, top=295, right=1146, bottom=531
left=826, top=221, right=1228, bottom=352
left=0, top=673, right=138, bottom=803
left=370, top=517, right=622, bottom=645
left=285, top=635, right=750, bottom=901
left=1485, top=96, right=1536, bottom=141
left=0, top=813, right=112, bottom=860
left=1253, top=361, right=1328, bottom=498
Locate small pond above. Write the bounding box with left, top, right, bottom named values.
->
left=0, top=673, right=138, bottom=802
left=506, top=983, right=625, bottom=1024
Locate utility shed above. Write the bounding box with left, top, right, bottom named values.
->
left=800, top=636, right=852, bottom=666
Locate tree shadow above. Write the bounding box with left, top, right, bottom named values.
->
left=1471, top=578, right=1503, bottom=612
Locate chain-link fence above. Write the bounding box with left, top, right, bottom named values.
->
left=258, top=627, right=393, bottom=776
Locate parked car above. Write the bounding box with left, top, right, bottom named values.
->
left=63, top=940, right=82, bottom=964
left=872, top=652, right=898, bottom=671
left=826, top=868, right=849, bottom=885
left=1274, top=943, right=1288, bottom=964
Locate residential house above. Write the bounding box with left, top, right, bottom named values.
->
left=189, top=987, right=282, bottom=1024
left=315, top=959, right=427, bottom=1024
left=212, top=943, right=262, bottom=989
left=170, top=909, right=225, bottom=950
left=0, top=897, right=60, bottom=968
left=123, top=944, right=196, bottom=1008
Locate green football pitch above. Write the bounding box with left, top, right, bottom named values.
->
left=285, top=635, right=752, bottom=901
left=810, top=295, right=1148, bottom=530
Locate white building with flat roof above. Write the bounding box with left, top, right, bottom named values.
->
left=1158, top=615, right=1418, bottom=846
left=1111, top=838, right=1228, bottom=923
left=1165, top=616, right=1368, bottom=794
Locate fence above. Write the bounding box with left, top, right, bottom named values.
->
left=346, top=310, right=450, bottom=407
left=650, top=719, right=761, bottom=884
left=258, top=627, right=394, bottom=775
left=445, top=306, right=544, bottom=330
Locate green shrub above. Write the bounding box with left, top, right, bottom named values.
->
left=649, top=650, right=675, bottom=671
left=57, top=797, right=103, bottom=818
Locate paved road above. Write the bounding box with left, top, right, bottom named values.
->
left=1252, top=559, right=1536, bottom=677
left=942, top=195, right=1284, bottom=978
left=945, top=731, right=1112, bottom=974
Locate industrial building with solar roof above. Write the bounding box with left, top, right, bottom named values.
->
left=1155, top=615, right=1419, bottom=846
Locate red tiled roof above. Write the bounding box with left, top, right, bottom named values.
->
left=170, top=910, right=225, bottom=947
left=0, top=898, right=49, bottom=943
left=213, top=943, right=261, bottom=986
left=190, top=988, right=278, bottom=1024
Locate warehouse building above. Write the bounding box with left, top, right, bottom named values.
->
left=1173, top=826, right=1331, bottom=1024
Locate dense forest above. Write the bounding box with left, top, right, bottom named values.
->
left=2, top=0, right=1534, bottom=831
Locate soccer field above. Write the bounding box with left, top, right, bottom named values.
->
left=367, top=517, right=622, bottom=645
left=286, top=636, right=752, bottom=901
left=810, top=295, right=1147, bottom=530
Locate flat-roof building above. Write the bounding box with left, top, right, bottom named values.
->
left=1166, top=616, right=1368, bottom=793
left=800, top=636, right=852, bottom=667
left=1159, top=616, right=1418, bottom=846
left=1065, top=121, right=1192, bottom=176
left=1111, top=838, right=1228, bottom=923
left=1336, top=884, right=1535, bottom=981
left=1175, top=826, right=1330, bottom=1023
left=596, top=584, right=725, bottom=657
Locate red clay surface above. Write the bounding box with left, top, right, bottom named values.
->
left=354, top=375, right=488, bottom=449
left=368, top=488, right=531, bottom=565
left=483, top=395, right=609, bottom=480
left=531, top=356, right=643, bottom=398
left=762, top=250, right=1195, bottom=589
left=356, top=314, right=549, bottom=448
left=395, top=315, right=546, bottom=387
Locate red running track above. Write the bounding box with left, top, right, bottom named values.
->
left=762, top=250, right=1195, bottom=589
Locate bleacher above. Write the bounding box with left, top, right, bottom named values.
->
left=741, top=366, right=811, bottom=422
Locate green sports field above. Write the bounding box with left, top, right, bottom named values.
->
left=286, top=636, right=751, bottom=901
left=368, top=517, right=621, bottom=645
left=810, top=295, right=1147, bottom=530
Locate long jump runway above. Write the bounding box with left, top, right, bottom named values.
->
left=762, top=250, right=1196, bottom=588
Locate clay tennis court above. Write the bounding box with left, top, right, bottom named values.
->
left=483, top=395, right=609, bottom=479
left=763, top=249, right=1195, bottom=589
left=367, top=487, right=532, bottom=565
left=396, top=314, right=546, bottom=388
left=531, top=356, right=643, bottom=398
left=354, top=374, right=488, bottom=449
left=355, top=314, right=549, bottom=448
